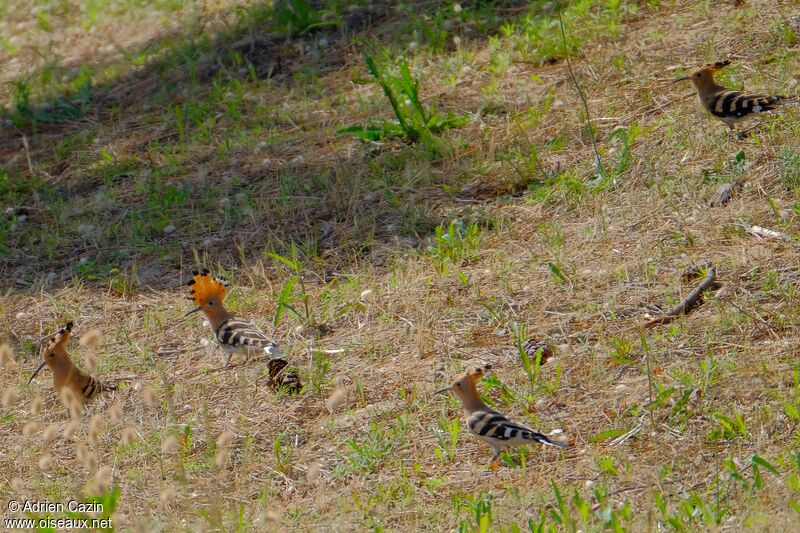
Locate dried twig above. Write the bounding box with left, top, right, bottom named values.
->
left=557, top=8, right=604, bottom=177
left=643, top=264, right=721, bottom=328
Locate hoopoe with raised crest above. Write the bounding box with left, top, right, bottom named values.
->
left=435, top=364, right=567, bottom=466
left=28, top=322, right=116, bottom=406
left=675, top=60, right=798, bottom=132
left=186, top=269, right=282, bottom=367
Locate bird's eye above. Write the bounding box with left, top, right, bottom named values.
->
left=208, top=301, right=214, bottom=306
left=48, top=352, right=55, bottom=358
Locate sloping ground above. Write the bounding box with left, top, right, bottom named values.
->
left=2, top=0, right=800, bottom=531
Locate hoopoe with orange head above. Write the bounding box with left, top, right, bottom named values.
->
left=675, top=60, right=798, bottom=132
left=28, top=322, right=115, bottom=408
left=435, top=364, right=567, bottom=466
left=186, top=269, right=282, bottom=367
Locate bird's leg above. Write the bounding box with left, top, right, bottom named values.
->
left=223, top=350, right=234, bottom=368
left=486, top=450, right=502, bottom=471
left=738, top=121, right=763, bottom=138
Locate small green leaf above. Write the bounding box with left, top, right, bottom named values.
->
left=589, top=428, right=628, bottom=443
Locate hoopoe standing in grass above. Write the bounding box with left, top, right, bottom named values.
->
left=186, top=269, right=282, bottom=367
left=435, top=364, right=567, bottom=466
left=28, top=322, right=116, bottom=406
left=675, top=60, right=798, bottom=132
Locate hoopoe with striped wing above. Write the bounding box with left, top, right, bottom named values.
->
left=186, top=269, right=282, bottom=367
left=266, top=358, right=302, bottom=394
left=435, top=364, right=567, bottom=465
left=28, top=322, right=115, bottom=406
left=514, top=338, right=554, bottom=364
left=675, top=60, right=798, bottom=132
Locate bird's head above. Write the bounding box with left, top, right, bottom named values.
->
left=29, top=321, right=74, bottom=384
left=186, top=269, right=229, bottom=318
left=434, top=364, right=491, bottom=401
left=674, top=59, right=731, bottom=86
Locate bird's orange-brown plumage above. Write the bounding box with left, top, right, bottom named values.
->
left=29, top=322, right=114, bottom=407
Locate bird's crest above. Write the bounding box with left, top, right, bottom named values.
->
left=706, top=59, right=731, bottom=72
left=187, top=269, right=228, bottom=305
left=44, top=321, right=73, bottom=352
left=692, top=60, right=731, bottom=77
left=466, top=364, right=492, bottom=382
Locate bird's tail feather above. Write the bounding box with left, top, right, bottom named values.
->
left=524, top=430, right=569, bottom=448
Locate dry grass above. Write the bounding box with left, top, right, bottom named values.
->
left=2, top=0, right=800, bottom=531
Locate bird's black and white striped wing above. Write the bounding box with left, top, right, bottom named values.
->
left=467, top=409, right=567, bottom=449
left=709, top=91, right=784, bottom=123
left=216, top=318, right=282, bottom=355
left=79, top=373, right=116, bottom=402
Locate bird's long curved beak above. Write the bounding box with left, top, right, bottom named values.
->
left=28, top=360, right=47, bottom=384
left=185, top=307, right=202, bottom=317
left=673, top=76, right=690, bottom=83
left=434, top=386, right=452, bottom=395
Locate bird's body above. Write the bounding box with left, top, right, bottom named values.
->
left=266, top=358, right=302, bottom=394
left=187, top=269, right=281, bottom=367
left=436, top=364, right=567, bottom=464
left=677, top=60, right=798, bottom=132
left=29, top=322, right=115, bottom=407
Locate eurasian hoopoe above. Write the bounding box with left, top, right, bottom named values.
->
left=28, top=322, right=116, bottom=405
left=515, top=338, right=554, bottom=364
left=266, top=358, right=302, bottom=394
left=675, top=60, right=798, bottom=132
left=435, top=364, right=567, bottom=465
left=186, top=269, right=282, bottom=367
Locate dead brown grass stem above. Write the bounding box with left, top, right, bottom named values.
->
left=557, top=8, right=604, bottom=177
left=643, top=264, right=720, bottom=329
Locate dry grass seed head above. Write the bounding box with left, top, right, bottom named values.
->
left=83, top=451, right=99, bottom=473
left=38, top=454, right=52, bottom=471
left=76, top=441, right=89, bottom=461
left=61, top=388, right=83, bottom=419
left=0, top=343, right=13, bottom=367
left=2, top=387, right=18, bottom=408
left=22, top=421, right=40, bottom=437
left=261, top=511, right=280, bottom=525
left=216, top=430, right=235, bottom=448
left=43, top=423, right=60, bottom=443
left=83, top=351, right=98, bottom=373
left=107, top=401, right=124, bottom=422
left=30, top=396, right=43, bottom=416
left=64, top=420, right=81, bottom=440
left=88, top=414, right=104, bottom=443
left=110, top=512, right=127, bottom=529
left=214, top=449, right=230, bottom=468
left=307, top=461, right=321, bottom=483
left=79, top=328, right=102, bottom=349
left=359, top=288, right=374, bottom=301
left=142, top=385, right=158, bottom=407
left=160, top=435, right=178, bottom=454
left=95, top=465, right=113, bottom=491
left=120, top=426, right=138, bottom=445
left=325, top=387, right=347, bottom=413
left=159, top=485, right=176, bottom=505
left=83, top=480, right=103, bottom=498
